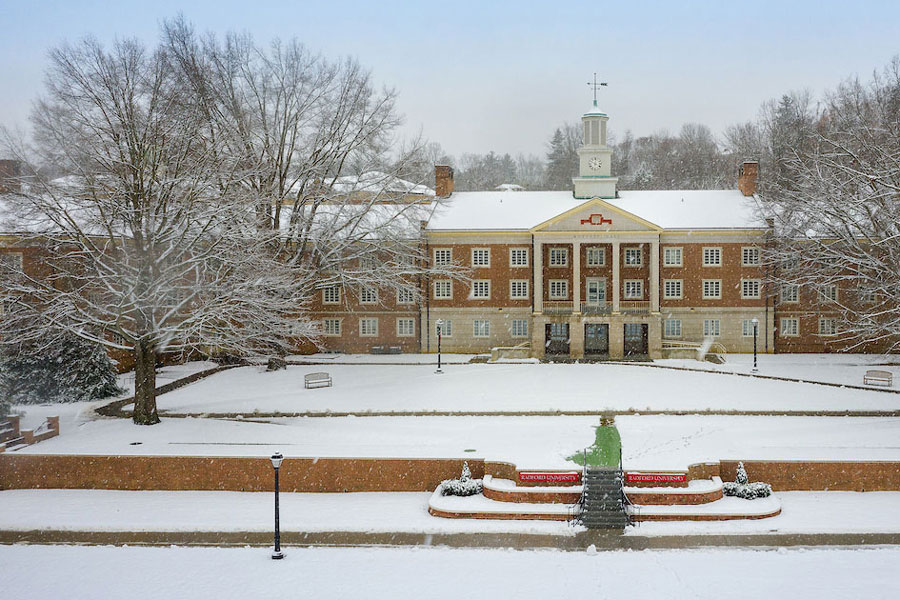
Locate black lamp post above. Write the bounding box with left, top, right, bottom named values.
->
left=270, top=452, right=284, bottom=559
left=751, top=318, right=759, bottom=373
left=435, top=320, right=443, bottom=374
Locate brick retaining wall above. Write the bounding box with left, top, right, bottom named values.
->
left=0, top=455, right=487, bottom=493
left=2, top=455, right=900, bottom=493
left=720, top=460, right=900, bottom=492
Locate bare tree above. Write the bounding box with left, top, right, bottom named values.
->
left=163, top=19, right=466, bottom=312
left=1, top=37, right=305, bottom=424
left=763, top=58, right=900, bottom=351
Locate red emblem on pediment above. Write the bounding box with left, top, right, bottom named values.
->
left=580, top=213, right=612, bottom=226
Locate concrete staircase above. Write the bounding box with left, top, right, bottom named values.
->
left=579, top=467, right=630, bottom=530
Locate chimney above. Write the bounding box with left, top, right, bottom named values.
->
left=0, top=159, right=23, bottom=194
left=738, top=160, right=759, bottom=196
left=434, top=164, right=454, bottom=198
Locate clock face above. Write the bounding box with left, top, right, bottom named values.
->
left=589, top=157, right=603, bottom=171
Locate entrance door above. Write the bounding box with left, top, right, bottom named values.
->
left=545, top=323, right=570, bottom=355
left=584, top=323, right=609, bottom=356
left=623, top=323, right=648, bottom=356
left=586, top=278, right=606, bottom=305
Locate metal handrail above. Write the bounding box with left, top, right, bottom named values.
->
left=542, top=301, right=574, bottom=315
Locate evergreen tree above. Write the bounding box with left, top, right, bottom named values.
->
left=0, top=334, right=122, bottom=404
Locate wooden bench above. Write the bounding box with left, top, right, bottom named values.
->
left=863, top=369, right=893, bottom=387
left=370, top=345, right=402, bottom=355
left=304, top=372, right=332, bottom=389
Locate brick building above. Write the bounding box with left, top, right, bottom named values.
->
left=312, top=100, right=871, bottom=359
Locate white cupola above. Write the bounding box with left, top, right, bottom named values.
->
left=573, top=78, right=618, bottom=199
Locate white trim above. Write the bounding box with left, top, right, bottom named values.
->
left=471, top=279, right=491, bottom=299
left=780, top=317, right=799, bottom=337
left=623, top=279, right=643, bottom=299
left=548, top=279, right=569, bottom=300
left=509, top=247, right=529, bottom=267
left=359, top=317, right=379, bottom=337
left=322, top=318, right=342, bottom=337
left=471, top=248, right=491, bottom=267
left=741, top=279, right=761, bottom=299
left=509, top=279, right=529, bottom=299
left=663, top=246, right=683, bottom=267
left=702, top=279, right=722, bottom=299
left=549, top=247, right=569, bottom=267
left=396, top=317, right=415, bottom=337
left=741, top=246, right=761, bottom=266
left=586, top=246, right=605, bottom=267
left=433, top=280, right=453, bottom=299
left=322, top=286, right=341, bottom=305
left=624, top=246, right=642, bottom=267
left=702, top=246, right=722, bottom=267
left=433, top=247, right=452, bottom=266
left=663, top=279, right=683, bottom=299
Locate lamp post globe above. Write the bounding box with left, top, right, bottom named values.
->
left=751, top=318, right=759, bottom=373
left=435, top=320, right=444, bottom=374
left=270, top=452, right=284, bottom=559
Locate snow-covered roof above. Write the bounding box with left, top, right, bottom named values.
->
left=426, top=189, right=765, bottom=231
left=495, top=183, right=525, bottom=192
left=324, top=171, right=434, bottom=197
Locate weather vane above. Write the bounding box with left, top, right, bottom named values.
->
left=587, top=73, right=608, bottom=106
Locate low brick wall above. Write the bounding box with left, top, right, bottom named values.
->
left=721, top=460, right=900, bottom=492
left=627, top=487, right=723, bottom=506
left=0, top=454, right=484, bottom=493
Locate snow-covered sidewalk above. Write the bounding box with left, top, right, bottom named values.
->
left=4, top=544, right=899, bottom=600
left=3, top=488, right=900, bottom=537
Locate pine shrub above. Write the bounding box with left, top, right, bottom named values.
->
left=723, top=461, right=772, bottom=500
left=441, top=461, right=483, bottom=497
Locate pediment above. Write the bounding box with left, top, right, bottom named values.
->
left=532, top=198, right=661, bottom=232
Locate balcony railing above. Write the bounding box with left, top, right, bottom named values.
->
left=580, top=301, right=612, bottom=315
left=620, top=301, right=651, bottom=314
left=542, top=301, right=574, bottom=315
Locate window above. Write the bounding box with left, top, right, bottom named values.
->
left=819, top=318, right=837, bottom=336
left=473, top=320, right=491, bottom=338
left=703, top=319, right=720, bottom=337
left=510, top=280, right=529, bottom=299
left=509, top=248, right=529, bottom=267
left=781, top=318, right=799, bottom=337
left=664, top=319, right=682, bottom=338
left=511, top=319, right=528, bottom=338
left=742, top=319, right=759, bottom=337
left=781, top=284, right=799, bottom=303
left=397, top=288, right=415, bottom=304
left=323, top=319, right=341, bottom=336
left=472, top=248, right=490, bottom=267
left=549, top=247, right=568, bottom=266
left=663, top=279, right=683, bottom=299
left=359, top=318, right=378, bottom=337
left=586, top=247, right=605, bottom=266
left=663, top=247, right=683, bottom=267
left=702, top=280, right=721, bottom=299
left=624, top=247, right=642, bottom=266
left=549, top=280, right=568, bottom=299
left=434, top=280, right=452, bottom=299
left=397, top=318, right=415, bottom=337
left=471, top=280, right=491, bottom=298
left=433, top=248, right=452, bottom=266
left=819, top=285, right=838, bottom=302
left=624, top=280, right=643, bottom=299
left=436, top=320, right=452, bottom=337
left=322, top=286, right=340, bottom=304
left=741, top=279, right=761, bottom=299
left=360, top=287, right=378, bottom=304
left=858, top=288, right=876, bottom=304
left=703, top=247, right=721, bottom=266
left=0, top=252, right=23, bottom=272
left=742, top=247, right=760, bottom=266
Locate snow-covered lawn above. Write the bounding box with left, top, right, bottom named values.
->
left=17, top=414, right=900, bottom=471
left=288, top=352, right=482, bottom=364
left=2, top=489, right=900, bottom=537
left=149, top=362, right=900, bottom=415
left=3, top=544, right=900, bottom=599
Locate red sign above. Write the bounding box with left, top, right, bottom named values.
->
left=625, top=472, right=687, bottom=484
left=518, top=472, right=581, bottom=483
left=580, top=213, right=612, bottom=226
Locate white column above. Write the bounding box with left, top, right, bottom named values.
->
left=650, top=239, right=660, bottom=313
left=533, top=239, right=543, bottom=313
left=612, top=239, right=620, bottom=313
left=572, top=240, right=581, bottom=314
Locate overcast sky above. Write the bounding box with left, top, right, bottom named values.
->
left=1, top=0, right=898, bottom=158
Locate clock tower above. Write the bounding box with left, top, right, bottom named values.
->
left=573, top=85, right=618, bottom=199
